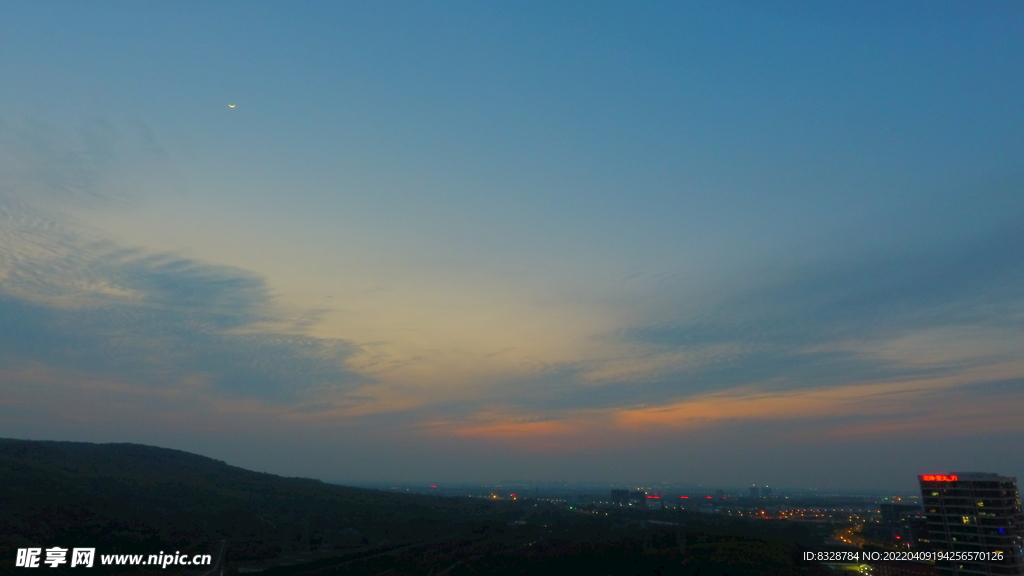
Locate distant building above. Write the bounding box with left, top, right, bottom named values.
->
left=867, top=503, right=926, bottom=547
left=882, top=503, right=922, bottom=525
left=630, top=490, right=647, bottom=505
left=919, top=472, right=1024, bottom=576
left=877, top=503, right=927, bottom=547
left=611, top=489, right=647, bottom=506
left=749, top=486, right=760, bottom=498
left=611, top=489, right=630, bottom=505
left=762, top=486, right=772, bottom=497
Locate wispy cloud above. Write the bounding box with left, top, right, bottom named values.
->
left=406, top=205, right=1024, bottom=441
left=605, top=219, right=1024, bottom=398
left=0, top=243, right=367, bottom=404
left=0, top=116, right=166, bottom=210
left=0, top=119, right=367, bottom=404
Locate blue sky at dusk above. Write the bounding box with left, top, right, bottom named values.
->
left=1, top=1, right=1022, bottom=490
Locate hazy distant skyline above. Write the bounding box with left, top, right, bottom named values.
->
left=2, top=1, right=1023, bottom=490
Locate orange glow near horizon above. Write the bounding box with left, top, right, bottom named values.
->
left=431, top=417, right=584, bottom=443
left=421, top=372, right=1024, bottom=450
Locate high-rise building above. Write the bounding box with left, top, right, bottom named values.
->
left=919, top=472, right=1024, bottom=576
left=873, top=503, right=926, bottom=548
left=749, top=485, right=760, bottom=498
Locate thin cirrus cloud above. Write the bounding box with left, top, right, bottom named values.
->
left=0, top=241, right=367, bottom=403
left=0, top=119, right=366, bottom=404
left=414, top=197, right=1024, bottom=446
left=615, top=220, right=1024, bottom=387
left=454, top=216, right=1024, bottom=417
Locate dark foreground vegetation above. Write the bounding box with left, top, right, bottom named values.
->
left=1, top=439, right=830, bottom=575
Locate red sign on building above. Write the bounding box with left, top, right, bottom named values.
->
left=920, top=474, right=958, bottom=482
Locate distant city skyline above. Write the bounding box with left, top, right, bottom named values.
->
left=1, top=2, right=1023, bottom=489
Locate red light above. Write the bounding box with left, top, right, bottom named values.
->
left=680, top=496, right=689, bottom=499
left=706, top=496, right=712, bottom=499
left=921, top=474, right=958, bottom=482
left=430, top=485, right=437, bottom=488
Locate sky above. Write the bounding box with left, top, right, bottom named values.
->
left=1, top=1, right=1023, bottom=491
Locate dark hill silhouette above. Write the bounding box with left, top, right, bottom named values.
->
left=0, top=439, right=830, bottom=576
left=3, top=438, right=379, bottom=500
left=0, top=438, right=514, bottom=573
